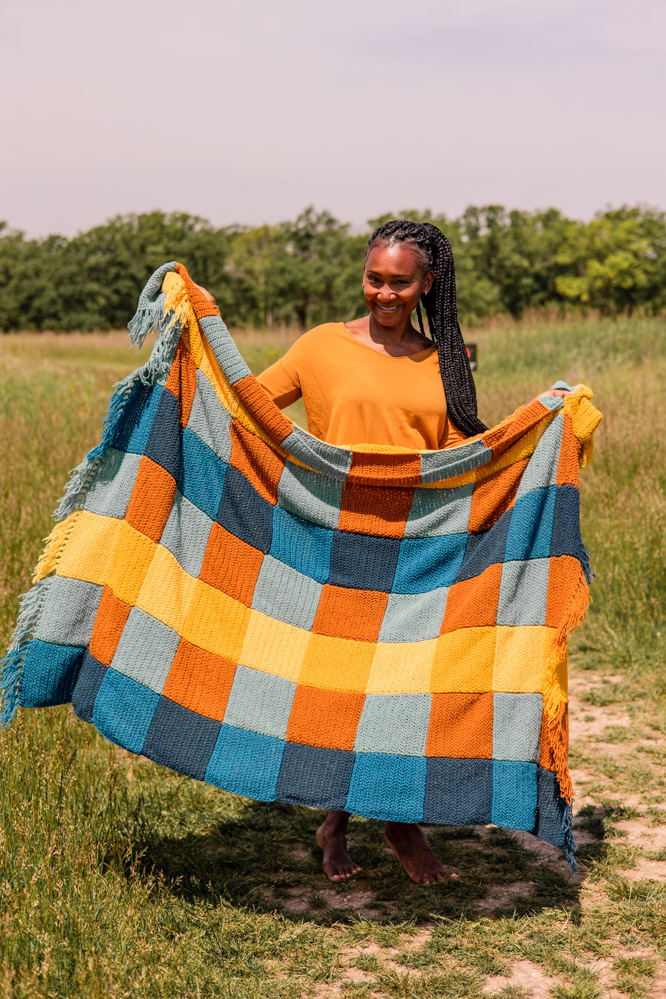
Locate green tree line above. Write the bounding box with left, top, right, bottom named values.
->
left=1, top=204, right=664, bottom=332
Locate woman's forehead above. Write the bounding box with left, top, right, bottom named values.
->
left=365, top=242, right=424, bottom=274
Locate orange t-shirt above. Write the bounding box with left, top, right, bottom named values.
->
left=257, top=322, right=468, bottom=449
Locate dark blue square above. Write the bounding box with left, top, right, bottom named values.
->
left=328, top=531, right=400, bottom=592
left=454, top=509, right=512, bottom=583
left=177, top=428, right=227, bottom=521
left=217, top=465, right=274, bottom=553
left=505, top=486, right=557, bottom=562
left=144, top=388, right=182, bottom=481
left=550, top=485, right=581, bottom=558
left=115, top=382, right=162, bottom=454
left=143, top=697, right=221, bottom=780
left=72, top=650, right=108, bottom=723
left=393, top=534, right=467, bottom=594
left=534, top=766, right=575, bottom=852
left=276, top=743, right=355, bottom=810
left=423, top=758, right=492, bottom=824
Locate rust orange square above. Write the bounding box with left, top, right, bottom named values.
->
left=200, top=523, right=264, bottom=606
left=233, top=374, right=294, bottom=443
left=286, top=685, right=366, bottom=750
left=89, top=584, right=132, bottom=666
left=125, top=457, right=177, bottom=543
left=165, top=340, right=198, bottom=428
left=163, top=637, right=237, bottom=722
left=468, top=458, right=528, bottom=533
left=557, top=412, right=580, bottom=487
left=545, top=554, right=582, bottom=629
left=347, top=450, right=421, bottom=485
left=426, top=691, right=493, bottom=758
left=440, top=562, right=503, bottom=634
left=313, top=584, right=388, bottom=642
left=538, top=704, right=569, bottom=771
left=339, top=482, right=414, bottom=538
left=229, top=419, right=285, bottom=504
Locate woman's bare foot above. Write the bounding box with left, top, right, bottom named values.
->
left=316, top=811, right=362, bottom=882
left=385, top=822, right=459, bottom=885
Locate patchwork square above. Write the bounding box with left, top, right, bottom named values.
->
left=84, top=448, right=142, bottom=519
left=430, top=627, right=496, bottom=693
left=393, top=535, right=467, bottom=594
left=378, top=588, right=449, bottom=643
left=34, top=576, right=103, bottom=648
left=345, top=753, right=427, bottom=823
left=93, top=668, right=160, bottom=755
left=367, top=638, right=438, bottom=695
left=110, top=606, right=181, bottom=694
left=159, top=492, right=214, bottom=579
left=205, top=725, right=286, bottom=801
left=404, top=482, right=474, bottom=538
left=354, top=694, right=431, bottom=756
left=338, top=482, right=414, bottom=538
left=312, top=585, right=388, bottom=642
left=468, top=459, right=527, bottom=533
left=229, top=420, right=285, bottom=504
left=328, top=531, right=401, bottom=593
left=423, top=758, right=493, bottom=824
left=276, top=742, right=355, bottom=810
left=125, top=456, right=177, bottom=543
left=145, top=387, right=182, bottom=480
left=241, top=612, right=309, bottom=683
left=287, top=686, right=365, bottom=750
left=504, top=486, right=557, bottom=562
left=116, top=382, right=163, bottom=455
left=162, top=638, right=237, bottom=722
left=454, top=510, right=512, bottom=582
left=277, top=461, right=343, bottom=530
left=426, top=692, right=493, bottom=758
left=223, top=665, right=296, bottom=739
left=217, top=465, right=274, bottom=553
left=493, top=625, right=553, bottom=693
left=496, top=558, right=550, bottom=626
left=441, top=562, right=502, bottom=633
left=493, top=693, right=543, bottom=762
left=269, top=506, right=333, bottom=583
left=178, top=427, right=228, bottom=520
left=143, top=697, right=221, bottom=779
left=200, top=523, right=264, bottom=605
left=251, top=555, right=323, bottom=630
left=89, top=585, right=133, bottom=666
left=515, top=415, right=562, bottom=499
left=71, top=650, right=107, bottom=723
left=186, top=369, right=233, bottom=463
left=491, top=760, right=538, bottom=830
left=20, top=640, right=85, bottom=708
left=298, top=633, right=375, bottom=693
left=550, top=485, right=581, bottom=558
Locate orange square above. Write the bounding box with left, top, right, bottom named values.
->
left=545, top=555, right=582, bottom=629
left=347, top=450, right=421, bottom=486
left=229, top=419, right=285, bottom=504
left=163, top=637, right=237, bottom=722
left=312, top=585, right=388, bottom=642
left=125, top=457, right=177, bottom=542
left=426, top=692, right=493, bottom=758
left=338, top=482, right=414, bottom=538
left=200, top=523, right=264, bottom=606
left=89, top=584, right=132, bottom=666
left=440, top=563, right=503, bottom=634
left=166, top=340, right=198, bottom=428
left=286, top=685, right=366, bottom=750
left=233, top=374, right=294, bottom=443
left=538, top=704, right=568, bottom=772
left=468, top=458, right=528, bottom=533
left=557, top=412, right=580, bottom=487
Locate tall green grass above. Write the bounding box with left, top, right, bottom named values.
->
left=0, top=316, right=664, bottom=998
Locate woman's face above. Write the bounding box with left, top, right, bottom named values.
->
left=363, top=243, right=433, bottom=331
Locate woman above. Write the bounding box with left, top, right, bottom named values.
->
left=199, top=220, right=568, bottom=885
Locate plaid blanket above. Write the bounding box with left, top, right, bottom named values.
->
left=0, top=262, right=601, bottom=869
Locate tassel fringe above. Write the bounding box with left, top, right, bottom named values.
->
left=0, top=578, right=53, bottom=727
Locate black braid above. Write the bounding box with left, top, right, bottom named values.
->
left=366, top=220, right=487, bottom=437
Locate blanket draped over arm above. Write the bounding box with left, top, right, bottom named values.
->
left=0, top=262, right=602, bottom=870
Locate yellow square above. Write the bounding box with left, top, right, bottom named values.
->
left=106, top=520, right=158, bottom=605
left=55, top=510, right=120, bottom=586
left=298, top=634, right=375, bottom=693
left=240, top=610, right=309, bottom=682
left=181, top=580, right=250, bottom=662
left=430, top=626, right=496, bottom=693
left=367, top=638, right=438, bottom=694
left=493, top=625, right=555, bottom=693
left=136, top=545, right=198, bottom=634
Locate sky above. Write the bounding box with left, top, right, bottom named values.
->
left=2, top=0, right=665, bottom=237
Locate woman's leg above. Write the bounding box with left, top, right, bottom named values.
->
left=316, top=810, right=362, bottom=881
left=384, top=823, right=459, bottom=884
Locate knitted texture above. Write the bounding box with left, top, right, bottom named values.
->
left=0, top=262, right=602, bottom=869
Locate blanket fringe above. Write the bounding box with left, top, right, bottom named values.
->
left=0, top=578, right=52, bottom=727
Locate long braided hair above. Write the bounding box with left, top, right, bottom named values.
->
left=366, top=220, right=487, bottom=437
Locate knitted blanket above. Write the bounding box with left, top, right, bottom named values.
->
left=0, top=262, right=601, bottom=869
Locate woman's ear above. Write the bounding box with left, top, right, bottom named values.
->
left=422, top=270, right=435, bottom=296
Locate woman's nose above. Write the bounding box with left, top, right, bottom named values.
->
left=378, top=286, right=395, bottom=300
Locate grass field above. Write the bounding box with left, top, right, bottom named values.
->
left=0, top=315, right=665, bottom=998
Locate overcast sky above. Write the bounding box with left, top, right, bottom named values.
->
left=2, top=0, right=664, bottom=237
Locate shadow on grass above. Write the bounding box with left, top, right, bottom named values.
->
left=116, top=799, right=620, bottom=926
